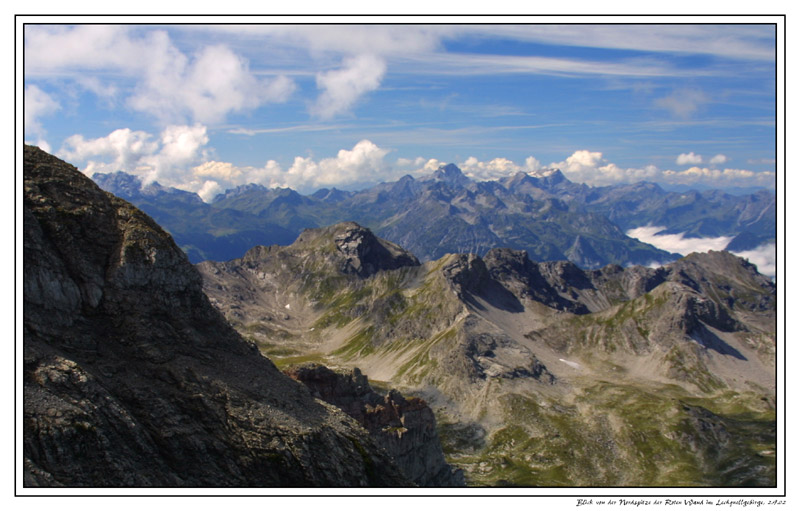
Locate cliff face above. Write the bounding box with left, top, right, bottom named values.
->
left=284, top=364, right=464, bottom=487
left=22, top=146, right=410, bottom=487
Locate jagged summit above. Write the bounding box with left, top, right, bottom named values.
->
left=211, top=182, right=268, bottom=202
left=428, top=163, right=473, bottom=187
left=290, top=222, right=421, bottom=278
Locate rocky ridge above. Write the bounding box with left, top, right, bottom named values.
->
left=23, top=146, right=413, bottom=487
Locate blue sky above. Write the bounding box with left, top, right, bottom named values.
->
left=23, top=22, right=778, bottom=200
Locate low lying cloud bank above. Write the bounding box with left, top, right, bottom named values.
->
left=731, top=243, right=777, bottom=279
left=627, top=225, right=776, bottom=278
left=626, top=226, right=733, bottom=255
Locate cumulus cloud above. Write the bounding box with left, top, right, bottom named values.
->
left=661, top=166, right=775, bottom=187
left=311, top=54, right=387, bottom=119
left=654, top=88, right=709, bottom=118
left=676, top=152, right=703, bottom=165
left=456, top=156, right=545, bottom=181
left=24, top=85, right=60, bottom=138
left=710, top=154, right=728, bottom=165
left=460, top=157, right=518, bottom=180
left=58, top=124, right=209, bottom=188
left=59, top=127, right=398, bottom=200
left=541, top=149, right=774, bottom=189
left=282, top=139, right=392, bottom=188
left=25, top=26, right=294, bottom=126
left=59, top=128, right=160, bottom=177
left=550, top=150, right=659, bottom=186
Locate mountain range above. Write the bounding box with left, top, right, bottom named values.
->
left=93, top=164, right=775, bottom=269
left=198, top=221, right=776, bottom=486
left=24, top=146, right=777, bottom=488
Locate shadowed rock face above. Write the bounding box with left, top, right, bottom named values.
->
left=329, top=222, right=421, bottom=278
left=284, top=364, right=465, bottom=487
left=23, top=146, right=410, bottom=487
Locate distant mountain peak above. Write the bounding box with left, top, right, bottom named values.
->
left=212, top=182, right=268, bottom=202
left=526, top=168, right=563, bottom=179
left=430, top=163, right=472, bottom=186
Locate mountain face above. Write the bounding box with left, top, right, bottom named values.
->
left=23, top=146, right=417, bottom=487
left=198, top=222, right=776, bottom=487
left=96, top=166, right=683, bottom=268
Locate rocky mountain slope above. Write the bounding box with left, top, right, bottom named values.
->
left=23, top=146, right=422, bottom=487
left=198, top=222, right=776, bottom=487
left=285, top=363, right=464, bottom=486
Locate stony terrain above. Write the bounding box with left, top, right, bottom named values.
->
left=285, top=363, right=464, bottom=486
left=199, top=222, right=777, bottom=487
left=23, top=146, right=416, bottom=487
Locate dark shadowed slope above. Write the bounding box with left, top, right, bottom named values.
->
left=23, top=145, right=410, bottom=487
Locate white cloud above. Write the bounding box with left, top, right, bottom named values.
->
left=732, top=243, right=776, bottom=278
left=654, top=88, right=709, bottom=118
left=24, top=85, right=60, bottom=138
left=285, top=139, right=391, bottom=188
left=676, top=152, right=703, bottom=165
left=542, top=149, right=773, bottom=189
left=58, top=124, right=209, bottom=188
left=396, top=157, right=428, bottom=168
left=550, top=150, right=659, bottom=186
left=525, top=156, right=544, bottom=172
left=710, top=154, right=728, bottom=165
left=628, top=226, right=776, bottom=278
left=58, top=126, right=398, bottom=198
left=311, top=54, right=386, bottom=119
left=626, top=226, right=733, bottom=255
left=59, top=128, right=159, bottom=177
left=25, top=26, right=294, bottom=126
left=131, top=44, right=295, bottom=125
left=459, top=156, right=520, bottom=180
left=661, top=166, right=775, bottom=187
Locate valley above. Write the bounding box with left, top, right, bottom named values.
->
left=198, top=222, right=777, bottom=487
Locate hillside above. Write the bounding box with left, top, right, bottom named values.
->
left=23, top=146, right=417, bottom=487
left=198, top=222, right=777, bottom=486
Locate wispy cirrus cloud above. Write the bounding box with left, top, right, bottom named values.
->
left=655, top=88, right=710, bottom=118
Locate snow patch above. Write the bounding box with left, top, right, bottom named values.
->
left=559, top=358, right=581, bottom=370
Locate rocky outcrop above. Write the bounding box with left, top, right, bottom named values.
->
left=284, top=364, right=464, bottom=487
left=23, top=146, right=410, bottom=487
left=331, top=223, right=421, bottom=277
